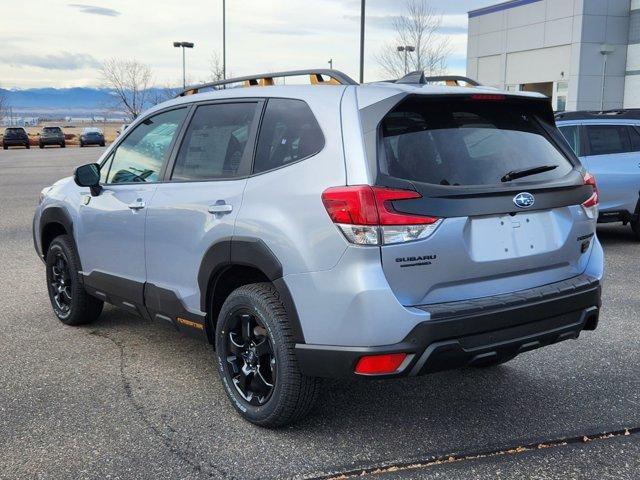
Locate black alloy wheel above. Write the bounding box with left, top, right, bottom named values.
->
left=223, top=309, right=276, bottom=406
left=45, top=235, right=103, bottom=325
left=48, top=250, right=73, bottom=319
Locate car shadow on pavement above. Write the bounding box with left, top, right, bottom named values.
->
left=597, top=224, right=638, bottom=246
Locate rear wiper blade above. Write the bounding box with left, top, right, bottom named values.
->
left=501, top=164, right=558, bottom=183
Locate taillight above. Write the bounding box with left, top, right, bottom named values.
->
left=321, top=186, right=442, bottom=245
left=354, top=353, right=407, bottom=375
left=582, top=172, right=599, bottom=219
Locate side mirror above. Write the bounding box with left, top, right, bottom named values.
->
left=74, top=163, right=102, bottom=196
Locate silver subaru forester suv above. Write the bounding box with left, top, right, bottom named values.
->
left=33, top=70, right=604, bottom=427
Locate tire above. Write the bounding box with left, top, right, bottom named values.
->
left=631, top=219, right=640, bottom=240
left=79, top=142, right=84, bottom=148
left=39, top=144, right=44, bottom=149
left=3, top=145, right=7, bottom=150
left=100, top=142, right=105, bottom=147
left=25, top=143, right=30, bottom=149
left=215, top=283, right=320, bottom=427
left=45, top=235, right=103, bottom=325
left=61, top=143, right=66, bottom=148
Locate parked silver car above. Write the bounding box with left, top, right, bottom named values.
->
left=556, top=109, right=640, bottom=239
left=33, top=70, right=603, bottom=427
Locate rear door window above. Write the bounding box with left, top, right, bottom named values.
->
left=253, top=98, right=324, bottom=174
left=585, top=125, right=631, bottom=156
left=379, top=97, right=573, bottom=186
left=171, top=102, right=259, bottom=181
left=627, top=126, right=640, bottom=152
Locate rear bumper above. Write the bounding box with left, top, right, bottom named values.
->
left=40, top=138, right=64, bottom=145
left=81, top=137, right=104, bottom=145
left=295, top=274, right=601, bottom=378
left=3, top=139, right=28, bottom=146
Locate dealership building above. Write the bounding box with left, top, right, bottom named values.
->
left=466, top=0, right=640, bottom=111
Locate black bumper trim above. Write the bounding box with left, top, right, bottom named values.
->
left=295, top=275, right=601, bottom=379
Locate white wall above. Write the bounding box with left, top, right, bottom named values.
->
left=467, top=0, right=631, bottom=110
left=506, top=45, right=571, bottom=85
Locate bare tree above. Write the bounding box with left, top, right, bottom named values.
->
left=149, top=84, right=180, bottom=105
left=101, top=58, right=153, bottom=120
left=376, top=0, right=452, bottom=79
left=0, top=93, right=7, bottom=125
left=209, top=52, right=225, bottom=82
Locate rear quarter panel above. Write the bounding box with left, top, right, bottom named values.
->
left=234, top=88, right=349, bottom=275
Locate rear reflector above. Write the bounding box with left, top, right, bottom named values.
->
left=354, top=353, right=407, bottom=375
left=322, top=186, right=442, bottom=245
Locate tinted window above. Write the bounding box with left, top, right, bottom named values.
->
left=585, top=125, right=631, bottom=156
left=43, top=127, right=62, bottom=133
left=558, top=125, right=581, bottom=156
left=627, top=126, right=640, bottom=151
left=253, top=99, right=324, bottom=174
left=106, top=108, right=187, bottom=184
left=171, top=102, right=258, bottom=181
left=380, top=98, right=573, bottom=186
left=5, top=128, right=25, bottom=137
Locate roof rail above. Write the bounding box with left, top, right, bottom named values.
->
left=176, top=69, right=358, bottom=97
left=555, top=109, right=640, bottom=121
left=395, top=71, right=481, bottom=87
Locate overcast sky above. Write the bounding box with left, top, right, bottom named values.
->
left=0, top=0, right=496, bottom=89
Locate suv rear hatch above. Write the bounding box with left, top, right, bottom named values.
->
left=370, top=94, right=597, bottom=306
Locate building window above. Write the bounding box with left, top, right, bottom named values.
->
left=555, top=82, right=568, bottom=112
left=630, top=10, right=640, bottom=45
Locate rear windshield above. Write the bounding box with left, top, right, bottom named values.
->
left=43, top=127, right=62, bottom=133
left=379, top=97, right=573, bottom=186
left=5, top=128, right=25, bottom=137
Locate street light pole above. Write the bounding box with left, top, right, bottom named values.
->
left=223, top=0, right=226, bottom=79
left=182, top=47, right=186, bottom=88
left=359, top=0, right=365, bottom=83
left=397, top=45, right=415, bottom=75
left=173, top=41, right=195, bottom=90
left=328, top=58, right=333, bottom=69
left=599, top=44, right=614, bottom=111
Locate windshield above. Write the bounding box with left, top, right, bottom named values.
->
left=43, top=127, right=61, bottom=133
left=379, top=97, right=573, bottom=186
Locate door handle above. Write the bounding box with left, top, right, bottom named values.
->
left=208, top=202, right=233, bottom=214
left=128, top=199, right=146, bottom=210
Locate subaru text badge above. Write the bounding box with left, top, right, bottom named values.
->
left=513, top=192, right=535, bottom=208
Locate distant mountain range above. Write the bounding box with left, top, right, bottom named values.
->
left=1, top=87, right=175, bottom=118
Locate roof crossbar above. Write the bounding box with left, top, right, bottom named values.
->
left=177, top=69, right=358, bottom=97
left=395, top=71, right=482, bottom=87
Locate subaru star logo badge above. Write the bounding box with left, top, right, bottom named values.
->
left=514, top=192, right=535, bottom=208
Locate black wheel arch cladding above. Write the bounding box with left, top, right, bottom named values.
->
left=198, top=237, right=305, bottom=343
left=39, top=206, right=81, bottom=268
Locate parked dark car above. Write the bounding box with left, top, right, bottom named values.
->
left=79, top=128, right=105, bottom=147
left=39, top=126, right=66, bottom=148
left=3, top=127, right=30, bottom=149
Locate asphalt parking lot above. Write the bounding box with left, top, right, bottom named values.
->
left=1, top=147, right=639, bottom=479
